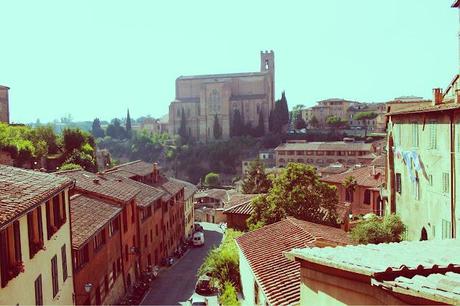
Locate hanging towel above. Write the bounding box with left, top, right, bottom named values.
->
left=403, top=151, right=415, bottom=182
left=411, top=151, right=422, bottom=172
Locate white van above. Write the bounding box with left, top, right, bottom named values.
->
left=193, top=231, right=205, bottom=246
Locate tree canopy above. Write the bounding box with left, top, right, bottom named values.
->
left=247, top=163, right=339, bottom=230
left=204, top=172, right=220, bottom=186
left=350, top=214, right=406, bottom=244
left=242, top=158, right=271, bottom=194
left=269, top=91, right=289, bottom=133
left=126, top=109, right=132, bottom=139
left=91, top=118, right=105, bottom=138
left=106, top=118, right=127, bottom=139
left=326, top=115, right=347, bottom=129
left=353, top=111, right=378, bottom=121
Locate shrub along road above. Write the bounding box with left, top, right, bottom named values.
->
left=141, top=223, right=223, bottom=305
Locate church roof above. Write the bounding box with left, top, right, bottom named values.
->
left=177, top=71, right=267, bottom=80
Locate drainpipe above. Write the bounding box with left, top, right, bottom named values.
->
left=451, top=112, right=457, bottom=238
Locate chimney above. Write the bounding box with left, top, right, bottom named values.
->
left=153, top=162, right=159, bottom=183
left=432, top=88, right=443, bottom=105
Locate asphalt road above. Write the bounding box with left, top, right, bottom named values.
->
left=141, top=223, right=223, bottom=306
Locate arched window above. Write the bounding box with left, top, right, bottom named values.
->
left=420, top=227, right=428, bottom=241
left=364, top=189, right=371, bottom=205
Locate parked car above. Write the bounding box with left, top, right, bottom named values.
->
left=194, top=223, right=204, bottom=232
left=188, top=296, right=208, bottom=306
left=193, top=231, right=205, bottom=247
left=195, top=275, right=217, bottom=295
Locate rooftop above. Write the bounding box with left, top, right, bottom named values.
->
left=70, top=194, right=122, bottom=249
left=275, top=141, right=374, bottom=152
left=236, top=217, right=350, bottom=306
left=286, top=239, right=460, bottom=305
left=0, top=165, right=73, bottom=229
left=321, top=166, right=385, bottom=188
left=223, top=194, right=260, bottom=215
left=177, top=71, right=267, bottom=81
left=104, top=172, right=164, bottom=208
left=387, top=101, right=460, bottom=116
left=195, top=188, right=230, bottom=202
left=107, top=160, right=155, bottom=178
left=56, top=170, right=139, bottom=204
left=169, top=178, right=197, bottom=200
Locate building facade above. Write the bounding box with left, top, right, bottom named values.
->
left=0, top=166, right=74, bottom=305
left=275, top=140, right=376, bottom=168
left=169, top=51, right=275, bottom=142
left=386, top=86, right=460, bottom=241
left=0, top=85, right=9, bottom=124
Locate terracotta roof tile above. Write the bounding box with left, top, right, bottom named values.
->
left=194, top=189, right=230, bottom=201
left=104, top=172, right=164, bottom=208
left=387, top=101, right=460, bottom=116
left=236, top=217, right=350, bottom=306
left=70, top=194, right=122, bottom=249
left=321, top=166, right=385, bottom=188
left=108, top=160, right=155, bottom=178
left=169, top=178, right=197, bottom=200
left=223, top=193, right=260, bottom=210
left=275, top=141, right=374, bottom=152
left=56, top=170, right=139, bottom=204
left=0, top=165, right=74, bottom=229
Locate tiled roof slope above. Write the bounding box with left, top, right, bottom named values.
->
left=169, top=178, right=197, bottom=200
left=56, top=170, right=139, bottom=204
left=195, top=188, right=229, bottom=201
left=0, top=165, right=74, bottom=228
left=387, top=101, right=460, bottom=116
left=321, top=166, right=385, bottom=188
left=275, top=141, right=373, bottom=152
left=70, top=194, right=122, bottom=248
left=104, top=172, right=164, bottom=207
left=286, top=239, right=460, bottom=276
left=223, top=201, right=254, bottom=216
left=223, top=193, right=260, bottom=210
left=236, top=217, right=350, bottom=306
left=107, top=160, right=155, bottom=178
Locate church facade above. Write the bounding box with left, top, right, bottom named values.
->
left=169, top=51, right=275, bottom=142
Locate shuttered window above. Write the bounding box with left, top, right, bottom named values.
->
left=412, top=123, right=419, bottom=147
left=51, top=255, right=59, bottom=298
left=442, top=219, right=452, bottom=239
left=429, top=121, right=437, bottom=149
left=35, top=274, right=43, bottom=306
left=396, top=173, right=402, bottom=194
left=61, top=244, right=68, bottom=281
left=442, top=172, right=450, bottom=193
left=13, top=221, right=22, bottom=262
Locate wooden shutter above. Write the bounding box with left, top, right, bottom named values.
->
left=61, top=245, right=68, bottom=281
left=46, top=202, right=52, bottom=240
left=28, top=212, right=34, bottom=258
left=13, top=221, right=22, bottom=262
left=37, top=207, right=43, bottom=243
left=35, top=274, right=43, bottom=306
left=0, top=230, right=9, bottom=288
left=51, top=255, right=59, bottom=297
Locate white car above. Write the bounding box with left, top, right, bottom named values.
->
left=193, top=231, right=205, bottom=246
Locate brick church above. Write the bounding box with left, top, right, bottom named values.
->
left=168, top=51, right=275, bottom=142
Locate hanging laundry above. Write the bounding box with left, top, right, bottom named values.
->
left=411, top=151, right=422, bottom=172
left=402, top=151, right=415, bottom=182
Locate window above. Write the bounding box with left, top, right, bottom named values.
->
left=46, top=193, right=66, bottom=239
left=412, top=123, right=419, bottom=147
left=156, top=224, right=159, bottom=236
left=443, top=172, right=450, bottom=193
left=316, top=151, right=324, bottom=156
left=287, top=151, right=295, bottom=156
left=61, top=244, right=68, bottom=281
left=442, top=219, right=452, bottom=239
left=122, top=210, right=128, bottom=233
left=35, top=275, right=43, bottom=306
left=0, top=221, right=24, bottom=288
left=51, top=255, right=59, bottom=298
left=429, top=121, right=437, bottom=149
left=429, top=174, right=433, bottom=186
left=144, top=234, right=148, bottom=248
left=94, top=230, right=106, bottom=251
left=74, top=244, right=89, bottom=270
left=278, top=151, right=286, bottom=155
left=131, top=202, right=136, bottom=224
left=326, top=151, right=335, bottom=156
left=347, top=151, right=356, bottom=156
left=306, top=151, right=313, bottom=155
left=413, top=177, right=420, bottom=200
left=125, top=245, right=128, bottom=261
left=28, top=206, right=44, bottom=258
left=296, top=151, right=305, bottom=156
left=396, top=173, right=402, bottom=194
left=363, top=190, right=371, bottom=205
left=150, top=229, right=153, bottom=242
left=109, top=216, right=120, bottom=237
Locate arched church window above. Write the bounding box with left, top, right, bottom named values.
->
left=209, top=89, right=221, bottom=114
left=265, top=59, right=269, bottom=70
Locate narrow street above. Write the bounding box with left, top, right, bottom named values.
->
left=141, top=223, right=223, bottom=306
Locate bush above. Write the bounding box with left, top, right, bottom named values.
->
left=350, top=214, right=406, bottom=244
left=204, top=172, right=220, bottom=186
left=219, top=281, right=240, bottom=306
left=59, top=163, right=83, bottom=171
left=198, top=230, right=243, bottom=291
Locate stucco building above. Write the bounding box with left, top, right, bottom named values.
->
left=274, top=140, right=376, bottom=168
left=0, top=165, right=75, bottom=305
left=170, top=178, right=197, bottom=240
left=168, top=51, right=275, bottom=142
left=286, top=239, right=460, bottom=306
left=0, top=85, right=9, bottom=124
left=385, top=83, right=460, bottom=241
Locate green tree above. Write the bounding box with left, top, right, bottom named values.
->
left=198, top=230, right=243, bottom=291
left=343, top=175, right=357, bottom=202
left=62, top=128, right=85, bottom=152
left=294, top=113, right=307, bottom=130
left=106, top=118, right=126, bottom=139
left=255, top=111, right=265, bottom=137
left=231, top=109, right=243, bottom=137
left=91, top=118, right=105, bottom=138
left=178, top=108, right=187, bottom=140
left=242, top=158, right=271, bottom=194
left=279, top=91, right=290, bottom=128
left=204, top=172, right=220, bottom=186
left=213, top=114, right=222, bottom=139
left=309, top=115, right=319, bottom=128
left=126, top=109, right=132, bottom=139
left=219, top=282, right=240, bottom=306
left=326, top=115, right=347, bottom=129
left=350, top=214, right=406, bottom=244
left=59, top=163, right=83, bottom=171
left=353, top=111, right=378, bottom=137
left=247, top=163, right=339, bottom=230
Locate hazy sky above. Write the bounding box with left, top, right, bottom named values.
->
left=1, top=0, right=459, bottom=123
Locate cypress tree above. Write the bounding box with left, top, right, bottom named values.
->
left=126, top=109, right=132, bottom=138
left=213, top=114, right=222, bottom=139
left=231, top=109, right=243, bottom=137
left=256, top=111, right=265, bottom=137
left=280, top=91, right=289, bottom=127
